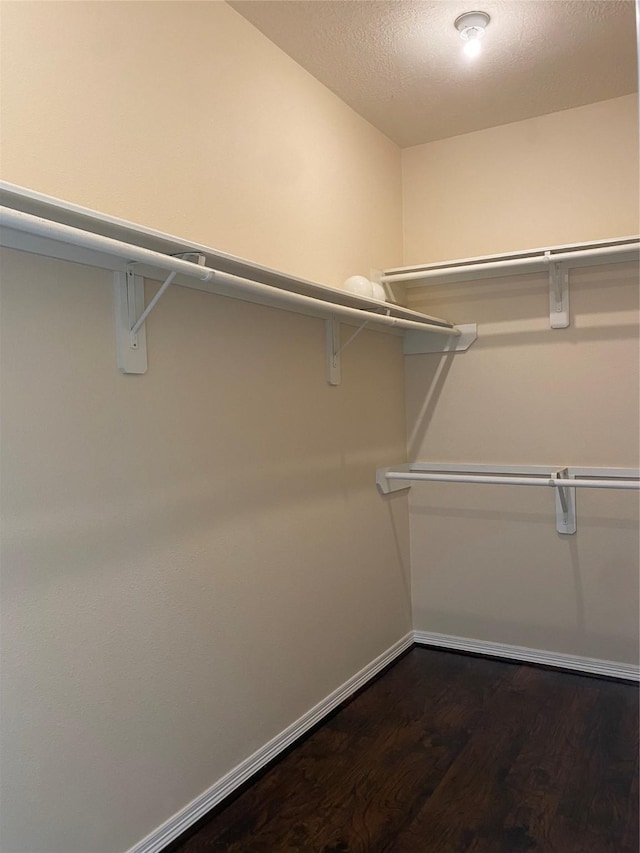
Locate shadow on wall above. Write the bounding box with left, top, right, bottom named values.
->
left=567, top=535, right=585, bottom=645
left=409, top=497, right=639, bottom=663
left=411, top=606, right=639, bottom=666
left=410, top=503, right=639, bottom=531
left=406, top=351, right=455, bottom=460
left=404, top=259, right=639, bottom=459
left=470, top=321, right=639, bottom=349
left=379, top=491, right=412, bottom=603
left=407, top=262, right=639, bottom=321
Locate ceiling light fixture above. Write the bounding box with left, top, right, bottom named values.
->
left=454, top=11, right=490, bottom=59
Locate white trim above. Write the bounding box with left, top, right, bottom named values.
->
left=413, top=630, right=640, bottom=681
left=127, top=632, right=414, bottom=853
left=126, top=628, right=637, bottom=853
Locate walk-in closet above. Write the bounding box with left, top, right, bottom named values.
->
left=1, top=2, right=638, bottom=852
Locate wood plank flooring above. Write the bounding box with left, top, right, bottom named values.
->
left=168, top=648, right=639, bottom=853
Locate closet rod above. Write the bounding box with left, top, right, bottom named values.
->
left=382, top=242, right=639, bottom=285
left=0, top=206, right=459, bottom=336
left=1, top=207, right=215, bottom=281
left=384, top=472, right=640, bottom=490
left=208, top=270, right=459, bottom=335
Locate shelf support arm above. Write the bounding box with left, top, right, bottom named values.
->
left=325, top=317, right=370, bottom=386
left=129, top=252, right=206, bottom=338
left=335, top=319, right=370, bottom=358
left=115, top=253, right=206, bottom=374
left=130, top=269, right=176, bottom=338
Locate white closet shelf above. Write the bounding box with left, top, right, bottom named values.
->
left=383, top=237, right=640, bottom=285
left=376, top=462, right=640, bottom=535
left=0, top=182, right=476, bottom=380
left=383, top=236, right=640, bottom=329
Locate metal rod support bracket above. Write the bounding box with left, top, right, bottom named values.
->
left=325, top=317, right=341, bottom=385
left=552, top=468, right=576, bottom=534
left=325, top=317, right=375, bottom=385
left=114, top=268, right=147, bottom=374
left=548, top=257, right=569, bottom=328
left=404, top=323, right=477, bottom=355
left=114, top=254, right=206, bottom=375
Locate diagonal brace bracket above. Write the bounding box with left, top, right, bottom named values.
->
left=129, top=253, right=206, bottom=337
left=403, top=323, right=477, bottom=355
left=325, top=317, right=370, bottom=386
left=114, top=254, right=205, bottom=375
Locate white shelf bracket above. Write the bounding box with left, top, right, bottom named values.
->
left=552, top=468, right=576, bottom=534
left=376, top=465, right=412, bottom=494
left=325, top=316, right=341, bottom=386
left=114, top=267, right=147, bottom=374
left=403, top=323, right=477, bottom=355
left=325, top=317, right=371, bottom=385
left=548, top=258, right=569, bottom=329
left=114, top=254, right=205, bottom=375
left=129, top=252, right=206, bottom=336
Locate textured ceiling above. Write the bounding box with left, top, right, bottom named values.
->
left=228, top=0, right=638, bottom=147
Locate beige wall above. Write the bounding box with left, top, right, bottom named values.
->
left=403, top=97, right=639, bottom=664
left=0, top=0, right=401, bottom=288
left=403, top=95, right=639, bottom=263
left=0, top=4, right=408, bottom=853
left=1, top=3, right=638, bottom=850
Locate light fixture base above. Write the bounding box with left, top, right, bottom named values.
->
left=455, top=10, right=490, bottom=39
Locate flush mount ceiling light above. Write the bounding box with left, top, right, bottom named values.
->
left=454, top=11, right=490, bottom=59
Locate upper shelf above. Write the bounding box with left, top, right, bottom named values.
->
left=382, top=236, right=640, bottom=287
left=0, top=181, right=451, bottom=331
left=382, top=234, right=639, bottom=330
left=0, top=182, right=479, bottom=380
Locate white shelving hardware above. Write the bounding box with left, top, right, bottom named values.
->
left=382, top=237, right=640, bottom=329
left=376, top=462, right=640, bottom=535
left=0, top=182, right=476, bottom=381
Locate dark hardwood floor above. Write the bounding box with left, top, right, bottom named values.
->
left=169, top=647, right=639, bottom=853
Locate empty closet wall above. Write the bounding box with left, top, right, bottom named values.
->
left=402, top=95, right=640, bottom=664
left=0, top=4, right=408, bottom=853
left=0, top=1, right=401, bottom=288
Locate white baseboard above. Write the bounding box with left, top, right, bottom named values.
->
left=127, top=631, right=414, bottom=853
left=128, top=628, right=637, bottom=853
left=413, top=630, right=640, bottom=681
